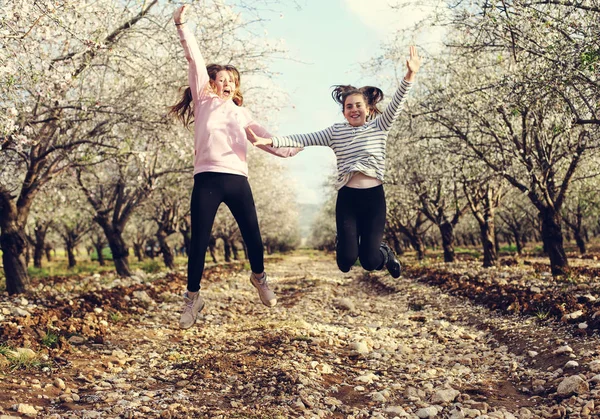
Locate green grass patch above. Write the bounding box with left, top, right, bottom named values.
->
left=0, top=345, right=49, bottom=371
left=91, top=247, right=113, bottom=261
left=108, top=311, right=123, bottom=323
left=41, top=330, right=60, bottom=348
left=455, top=247, right=481, bottom=258
left=500, top=244, right=518, bottom=253
left=140, top=259, right=161, bottom=274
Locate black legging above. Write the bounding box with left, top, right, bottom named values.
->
left=187, top=172, right=264, bottom=292
left=335, top=185, right=386, bottom=272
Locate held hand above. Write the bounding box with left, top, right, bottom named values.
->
left=404, top=46, right=421, bottom=82
left=245, top=127, right=274, bottom=146
left=174, top=5, right=188, bottom=25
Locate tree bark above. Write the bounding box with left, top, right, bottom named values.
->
left=574, top=230, right=586, bottom=255
left=479, top=220, right=497, bottom=267
left=33, top=223, right=50, bottom=269
left=0, top=221, right=30, bottom=295
left=45, top=245, right=53, bottom=262
left=241, top=241, right=248, bottom=260
left=411, top=235, right=425, bottom=260
left=95, top=242, right=106, bottom=266
left=66, top=241, right=77, bottom=268
left=440, top=222, right=455, bottom=262
left=231, top=240, right=239, bottom=260
left=133, top=242, right=144, bottom=262
left=0, top=193, right=30, bottom=295
left=539, top=208, right=568, bottom=275
left=95, top=215, right=131, bottom=276
left=157, top=230, right=175, bottom=269
left=223, top=239, right=232, bottom=262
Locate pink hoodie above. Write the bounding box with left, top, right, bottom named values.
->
left=177, top=26, right=299, bottom=177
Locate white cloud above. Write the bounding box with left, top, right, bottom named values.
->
left=343, top=0, right=446, bottom=51
left=344, top=0, right=430, bottom=35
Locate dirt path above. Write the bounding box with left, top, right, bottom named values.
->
left=1, top=250, right=599, bottom=418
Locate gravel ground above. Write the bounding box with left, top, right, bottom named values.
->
left=1, top=250, right=599, bottom=418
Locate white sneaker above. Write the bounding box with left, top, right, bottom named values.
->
left=250, top=272, right=277, bottom=307
left=179, top=291, right=205, bottom=329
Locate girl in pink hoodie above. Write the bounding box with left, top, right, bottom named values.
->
left=170, top=5, right=300, bottom=329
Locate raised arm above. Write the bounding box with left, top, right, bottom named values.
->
left=376, top=46, right=421, bottom=131
left=174, top=5, right=210, bottom=101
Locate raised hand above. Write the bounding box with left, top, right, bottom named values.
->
left=405, top=46, right=421, bottom=81
left=174, top=4, right=188, bottom=25
left=245, top=127, right=274, bottom=146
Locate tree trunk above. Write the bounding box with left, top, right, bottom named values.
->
left=223, top=239, right=231, bottom=262
left=180, top=230, right=190, bottom=256
left=95, top=242, right=106, bottom=266
left=539, top=208, right=568, bottom=275
left=45, top=245, right=53, bottom=262
left=157, top=231, right=175, bottom=270
left=391, top=234, right=403, bottom=256
left=33, top=224, right=48, bottom=269
left=97, top=218, right=131, bottom=276
left=574, top=230, right=586, bottom=255
left=468, top=233, right=477, bottom=247
left=439, top=222, right=455, bottom=263
left=66, top=242, right=76, bottom=268
left=410, top=235, right=425, bottom=260
left=133, top=242, right=144, bottom=262
left=242, top=241, right=248, bottom=260
left=479, top=220, right=497, bottom=267
left=494, top=231, right=500, bottom=254
left=0, top=193, right=30, bottom=295
left=146, top=239, right=156, bottom=259
left=514, top=232, right=523, bottom=255
left=0, top=223, right=30, bottom=295
left=208, top=236, right=218, bottom=263
left=231, top=240, right=239, bottom=260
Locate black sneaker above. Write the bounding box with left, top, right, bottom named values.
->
left=380, top=243, right=402, bottom=278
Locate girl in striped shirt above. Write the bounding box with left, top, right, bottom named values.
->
left=247, top=46, right=421, bottom=278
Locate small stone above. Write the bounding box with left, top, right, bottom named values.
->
left=53, top=378, right=66, bottom=390
left=565, top=360, right=579, bottom=368
left=371, top=392, right=386, bottom=402
left=556, top=375, right=589, bottom=396
left=10, top=307, right=30, bottom=317
left=14, top=404, right=38, bottom=417
left=68, top=336, right=85, bottom=345
left=589, top=360, right=600, bottom=372
left=349, top=341, right=369, bottom=355
left=431, top=388, right=460, bottom=404
left=553, top=345, right=573, bottom=355
left=334, top=298, right=355, bottom=312
left=416, top=406, right=438, bottom=418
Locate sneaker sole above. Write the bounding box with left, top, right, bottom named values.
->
left=388, top=261, right=402, bottom=279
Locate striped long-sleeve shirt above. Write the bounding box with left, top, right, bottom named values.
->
left=272, top=79, right=413, bottom=189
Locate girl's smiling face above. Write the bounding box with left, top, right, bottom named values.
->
left=343, top=93, right=370, bottom=127
left=212, top=70, right=237, bottom=100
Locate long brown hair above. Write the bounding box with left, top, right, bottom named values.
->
left=169, top=64, right=244, bottom=127
left=331, top=85, right=384, bottom=120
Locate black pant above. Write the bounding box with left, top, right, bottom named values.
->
left=187, top=172, right=264, bottom=292
left=335, top=185, right=386, bottom=272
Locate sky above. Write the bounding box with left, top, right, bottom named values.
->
left=253, top=0, right=429, bottom=206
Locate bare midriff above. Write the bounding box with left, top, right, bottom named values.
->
left=345, top=172, right=382, bottom=189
